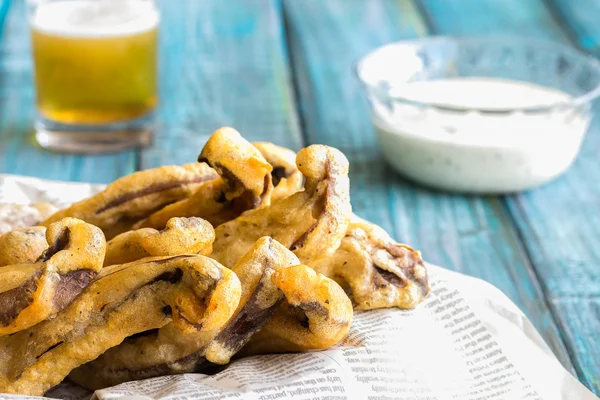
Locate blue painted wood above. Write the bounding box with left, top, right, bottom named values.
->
left=419, top=0, right=569, bottom=42
left=420, top=0, right=600, bottom=394
left=0, top=0, right=596, bottom=393
left=553, top=300, right=600, bottom=393
left=140, top=0, right=303, bottom=168
left=0, top=0, right=9, bottom=34
left=545, top=0, right=600, bottom=54
left=283, top=0, right=575, bottom=377
left=0, top=0, right=136, bottom=183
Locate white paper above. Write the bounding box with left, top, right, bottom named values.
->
left=0, top=174, right=597, bottom=400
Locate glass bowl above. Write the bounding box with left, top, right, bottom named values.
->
left=356, top=37, right=600, bottom=193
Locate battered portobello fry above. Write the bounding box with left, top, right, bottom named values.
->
left=41, top=163, right=217, bottom=239
left=71, top=237, right=352, bottom=390
left=211, top=144, right=352, bottom=268
left=0, top=226, right=47, bottom=267
left=0, top=255, right=241, bottom=396
left=135, top=127, right=274, bottom=230
left=253, top=142, right=303, bottom=202
left=0, top=218, right=105, bottom=336
left=241, top=265, right=353, bottom=355
left=204, top=237, right=300, bottom=365
left=70, top=237, right=297, bottom=389
left=104, top=217, right=214, bottom=266
left=316, top=221, right=429, bottom=310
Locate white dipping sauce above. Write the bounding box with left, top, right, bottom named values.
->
left=373, top=78, right=590, bottom=193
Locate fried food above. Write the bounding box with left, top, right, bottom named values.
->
left=253, top=142, right=303, bottom=202
left=211, top=144, right=352, bottom=268
left=41, top=164, right=217, bottom=239
left=0, top=218, right=105, bottom=336
left=0, top=130, right=430, bottom=396
left=0, top=226, right=47, bottom=267
left=0, top=255, right=241, bottom=396
left=242, top=265, right=353, bottom=355
left=104, top=217, right=214, bottom=266
left=315, top=221, right=429, bottom=310
left=0, top=203, right=58, bottom=234
left=70, top=237, right=295, bottom=390
left=72, top=237, right=353, bottom=390
left=203, top=237, right=299, bottom=365
left=135, top=127, right=274, bottom=230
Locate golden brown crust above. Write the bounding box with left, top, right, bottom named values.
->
left=203, top=237, right=300, bottom=365
left=73, top=237, right=353, bottom=389
left=42, top=164, right=217, bottom=239
left=103, top=228, right=155, bottom=267
left=0, top=218, right=105, bottom=336
left=0, top=226, right=48, bottom=267
left=241, top=265, right=353, bottom=355
left=0, top=130, right=430, bottom=396
left=2, top=255, right=240, bottom=396
left=70, top=237, right=295, bottom=389
left=104, top=217, right=214, bottom=266
left=316, top=220, right=429, bottom=310
left=211, top=144, right=352, bottom=269
left=252, top=142, right=303, bottom=202
left=135, top=127, right=274, bottom=230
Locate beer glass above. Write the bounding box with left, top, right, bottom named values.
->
left=27, top=0, right=159, bottom=153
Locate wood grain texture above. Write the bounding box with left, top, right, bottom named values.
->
left=283, top=0, right=575, bottom=374
left=140, top=0, right=302, bottom=168
left=0, top=0, right=9, bottom=33
left=419, top=0, right=569, bottom=42
left=0, top=0, right=136, bottom=183
left=420, top=0, right=599, bottom=394
left=552, top=299, right=600, bottom=393
left=545, top=0, right=600, bottom=54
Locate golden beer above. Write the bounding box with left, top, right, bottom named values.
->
left=30, top=0, right=158, bottom=125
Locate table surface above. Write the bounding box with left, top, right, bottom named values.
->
left=1, top=0, right=599, bottom=395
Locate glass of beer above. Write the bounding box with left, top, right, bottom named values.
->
left=27, top=0, right=159, bottom=153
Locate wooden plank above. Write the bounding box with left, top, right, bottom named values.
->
left=0, top=0, right=136, bottom=183
left=552, top=299, right=600, bottom=392
left=419, top=0, right=568, bottom=42
left=283, top=0, right=575, bottom=375
left=545, top=0, right=600, bottom=54
left=140, top=0, right=303, bottom=168
left=420, top=0, right=599, bottom=394
left=284, top=0, right=427, bottom=232
left=0, top=0, right=9, bottom=33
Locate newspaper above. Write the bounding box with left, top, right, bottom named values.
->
left=0, top=174, right=597, bottom=400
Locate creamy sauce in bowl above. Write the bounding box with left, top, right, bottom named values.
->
left=371, top=78, right=590, bottom=193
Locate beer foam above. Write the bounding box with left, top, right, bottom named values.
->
left=31, top=0, right=159, bottom=37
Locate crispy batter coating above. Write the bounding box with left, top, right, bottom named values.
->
left=135, top=127, right=274, bottom=230
left=0, top=218, right=105, bottom=336
left=0, top=203, right=58, bottom=234
left=253, top=142, right=303, bottom=202
left=211, top=144, right=352, bottom=268
left=103, top=227, right=155, bottom=267
left=0, top=255, right=240, bottom=396
left=316, top=221, right=429, bottom=310
left=69, top=237, right=295, bottom=389
left=242, top=265, right=353, bottom=355
left=42, top=164, right=217, bottom=239
left=203, top=237, right=300, bottom=365
left=0, top=226, right=47, bottom=267
left=104, top=217, right=214, bottom=266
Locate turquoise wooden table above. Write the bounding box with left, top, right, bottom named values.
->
left=0, top=0, right=598, bottom=395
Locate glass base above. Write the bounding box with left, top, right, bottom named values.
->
left=34, top=115, right=154, bottom=154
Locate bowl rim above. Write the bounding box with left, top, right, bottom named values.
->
left=355, top=35, right=600, bottom=114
